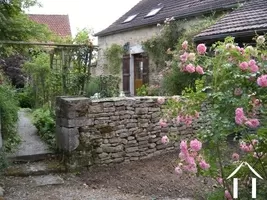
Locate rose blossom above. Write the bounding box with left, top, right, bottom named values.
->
left=180, top=52, right=188, bottom=62
left=161, top=135, right=169, bottom=144
left=157, top=97, right=165, bottom=104
left=239, top=62, right=248, bottom=70
left=245, top=118, right=260, bottom=128
left=197, top=43, right=207, bottom=54
left=256, top=35, right=265, bottom=45
left=217, top=177, right=223, bottom=185
left=182, top=41, right=188, bottom=50
left=225, top=190, right=233, bottom=200
left=175, top=166, right=183, bottom=174
left=196, top=65, right=204, bottom=74
left=190, top=139, right=202, bottom=151
left=185, top=64, right=195, bottom=73
left=159, top=119, right=168, bottom=128
left=199, top=160, right=210, bottom=170
left=188, top=53, right=196, bottom=61
left=232, top=153, right=240, bottom=161
left=257, top=75, right=267, bottom=87
left=180, top=140, right=188, bottom=151
left=250, top=64, right=259, bottom=73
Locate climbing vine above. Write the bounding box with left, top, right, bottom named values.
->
left=105, top=44, right=124, bottom=75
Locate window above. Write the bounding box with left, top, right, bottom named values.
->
left=122, top=14, right=138, bottom=23
left=145, top=7, right=163, bottom=18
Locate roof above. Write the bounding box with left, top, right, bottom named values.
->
left=95, top=0, right=246, bottom=37
left=194, top=0, right=267, bottom=42
left=28, top=14, right=72, bottom=37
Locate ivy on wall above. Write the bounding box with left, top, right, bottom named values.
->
left=105, top=44, right=124, bottom=75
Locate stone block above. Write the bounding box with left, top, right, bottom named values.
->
left=57, top=117, right=93, bottom=128
left=126, top=152, right=140, bottom=157
left=135, top=107, right=148, bottom=115
left=109, top=137, right=122, bottom=144
left=125, top=147, right=138, bottom=153
left=102, top=144, right=123, bottom=153
left=56, top=126, right=79, bottom=152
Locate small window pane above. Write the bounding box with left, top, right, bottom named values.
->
left=145, top=7, right=162, bottom=17
left=123, top=14, right=138, bottom=23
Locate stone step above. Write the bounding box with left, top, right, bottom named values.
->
left=4, top=159, right=67, bottom=177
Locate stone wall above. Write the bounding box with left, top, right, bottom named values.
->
left=56, top=96, right=197, bottom=168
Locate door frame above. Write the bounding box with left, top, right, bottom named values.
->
left=129, top=44, right=145, bottom=96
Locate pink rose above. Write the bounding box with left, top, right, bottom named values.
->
left=217, top=177, right=223, bottom=185
left=199, top=160, right=210, bottom=170
left=182, top=41, right=188, bottom=50
left=235, top=108, right=245, bottom=118
left=185, top=64, right=195, bottom=73
left=186, top=156, right=196, bottom=166
left=250, top=65, right=259, bottom=73
left=190, top=139, right=202, bottom=151
left=197, top=43, right=207, bottom=55
left=175, top=166, right=183, bottom=174
left=225, top=190, right=233, bottom=200
left=248, top=59, right=256, bottom=66
left=196, top=65, right=204, bottom=74
left=159, top=119, right=168, bottom=128
left=239, top=62, right=248, bottom=70
left=157, top=97, right=165, bottom=104
left=180, top=52, right=188, bottom=62
left=161, top=135, right=169, bottom=144
left=232, top=153, right=240, bottom=161
left=257, top=75, right=267, bottom=87
left=247, top=118, right=260, bottom=128
left=180, top=140, right=188, bottom=151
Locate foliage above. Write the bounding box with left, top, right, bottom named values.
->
left=16, top=87, right=35, bottom=108
left=0, top=80, right=20, bottom=152
left=32, top=106, right=56, bottom=149
left=0, top=54, right=26, bottom=88
left=0, top=0, right=52, bottom=55
left=105, top=44, right=124, bottom=75
left=85, top=77, right=101, bottom=97
left=136, top=84, right=148, bottom=96
left=99, top=75, right=120, bottom=98
left=160, top=35, right=267, bottom=199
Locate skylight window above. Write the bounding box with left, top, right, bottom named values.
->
left=123, top=14, right=138, bottom=23
left=145, top=7, right=163, bottom=18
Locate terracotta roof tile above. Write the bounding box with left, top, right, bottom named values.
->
left=28, top=14, right=72, bottom=37
left=95, top=0, right=245, bottom=37
left=195, top=0, right=267, bottom=41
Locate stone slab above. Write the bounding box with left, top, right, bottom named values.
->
left=32, top=174, right=64, bottom=186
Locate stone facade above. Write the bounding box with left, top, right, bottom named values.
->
left=56, top=96, right=197, bottom=168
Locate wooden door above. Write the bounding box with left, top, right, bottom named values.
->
left=122, top=55, right=130, bottom=96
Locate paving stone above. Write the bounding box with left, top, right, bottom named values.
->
left=32, top=174, right=64, bottom=186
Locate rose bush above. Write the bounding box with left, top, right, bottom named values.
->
left=159, top=36, right=267, bottom=199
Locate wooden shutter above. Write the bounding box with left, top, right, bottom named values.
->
left=122, top=55, right=130, bottom=95
left=142, top=55, right=149, bottom=85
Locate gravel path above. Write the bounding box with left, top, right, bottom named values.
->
left=1, top=174, right=191, bottom=200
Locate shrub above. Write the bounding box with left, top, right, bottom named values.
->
left=16, top=87, right=35, bottom=108
left=136, top=84, right=148, bottom=96
left=0, top=83, right=20, bottom=152
left=32, top=106, right=56, bottom=149
left=85, top=77, right=101, bottom=97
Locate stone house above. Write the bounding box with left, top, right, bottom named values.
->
left=94, top=0, right=246, bottom=96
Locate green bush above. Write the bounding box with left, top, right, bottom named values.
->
left=32, top=106, right=56, bottom=149
left=0, top=84, right=20, bottom=152
left=161, top=65, right=200, bottom=95
left=136, top=84, right=148, bottom=96
left=16, top=88, right=35, bottom=108
left=85, top=77, right=101, bottom=97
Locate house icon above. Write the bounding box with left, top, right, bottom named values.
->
left=226, top=162, right=263, bottom=199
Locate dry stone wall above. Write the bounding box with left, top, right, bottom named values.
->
left=56, top=96, right=197, bottom=168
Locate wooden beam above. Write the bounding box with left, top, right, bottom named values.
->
left=0, top=40, right=98, bottom=49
